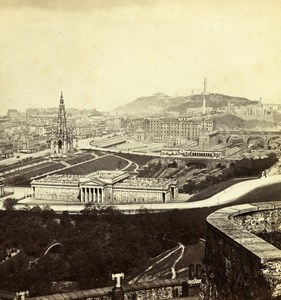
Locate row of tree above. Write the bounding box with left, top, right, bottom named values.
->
left=182, top=154, right=278, bottom=194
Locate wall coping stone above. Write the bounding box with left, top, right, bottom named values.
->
left=206, top=201, right=281, bottom=264
left=29, top=278, right=193, bottom=300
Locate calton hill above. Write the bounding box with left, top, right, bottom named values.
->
left=0, top=152, right=280, bottom=296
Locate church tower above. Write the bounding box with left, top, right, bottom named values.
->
left=51, top=92, right=73, bottom=157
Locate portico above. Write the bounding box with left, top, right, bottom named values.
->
left=0, top=177, right=4, bottom=197
left=80, top=186, right=104, bottom=203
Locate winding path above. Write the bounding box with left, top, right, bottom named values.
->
left=171, top=243, right=185, bottom=279
left=129, top=243, right=185, bottom=283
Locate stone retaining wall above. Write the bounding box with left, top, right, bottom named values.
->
left=29, top=279, right=200, bottom=300
left=200, top=202, right=281, bottom=300
left=233, top=204, right=281, bottom=234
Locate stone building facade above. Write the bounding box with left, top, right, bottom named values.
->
left=126, top=117, right=214, bottom=146
left=198, top=131, right=219, bottom=149
left=31, top=171, right=178, bottom=204
left=0, top=141, right=13, bottom=159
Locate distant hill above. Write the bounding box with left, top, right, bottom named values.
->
left=113, top=92, right=257, bottom=115
left=213, top=114, right=277, bottom=130
left=168, top=93, right=256, bottom=114
left=113, top=92, right=185, bottom=115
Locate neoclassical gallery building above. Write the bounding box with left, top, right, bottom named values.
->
left=31, top=171, right=178, bottom=204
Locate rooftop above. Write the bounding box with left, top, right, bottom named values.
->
left=32, top=174, right=81, bottom=185
left=114, top=176, right=174, bottom=189
left=90, top=170, right=126, bottom=180
left=32, top=171, right=130, bottom=186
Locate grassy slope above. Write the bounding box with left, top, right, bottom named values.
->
left=65, top=154, right=95, bottom=165
left=56, top=155, right=129, bottom=175
left=233, top=182, right=281, bottom=203
left=188, top=177, right=257, bottom=201
left=114, top=153, right=154, bottom=166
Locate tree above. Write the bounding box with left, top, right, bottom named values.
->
left=41, top=205, right=56, bottom=220
left=30, top=205, right=42, bottom=213
left=183, top=181, right=196, bottom=194
left=22, top=205, right=31, bottom=211
left=3, top=198, right=18, bottom=210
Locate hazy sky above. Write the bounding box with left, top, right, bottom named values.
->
left=0, top=0, right=281, bottom=115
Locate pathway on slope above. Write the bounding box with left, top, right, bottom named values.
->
left=171, top=243, right=185, bottom=279
left=129, top=243, right=184, bottom=284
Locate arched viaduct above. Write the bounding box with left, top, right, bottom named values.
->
left=158, top=157, right=235, bottom=169
left=218, top=130, right=281, bottom=149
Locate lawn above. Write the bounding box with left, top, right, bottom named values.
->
left=0, top=157, right=46, bottom=172
left=6, top=162, right=65, bottom=186
left=3, top=162, right=54, bottom=180
left=56, top=155, right=129, bottom=175
left=233, top=182, right=281, bottom=204
left=123, top=163, right=137, bottom=171
left=188, top=177, right=257, bottom=202
left=65, top=154, right=95, bottom=165
left=114, top=153, right=154, bottom=166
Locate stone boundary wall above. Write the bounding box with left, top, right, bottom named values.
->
left=232, top=203, right=281, bottom=234
left=200, top=202, right=281, bottom=300
left=29, top=279, right=200, bottom=300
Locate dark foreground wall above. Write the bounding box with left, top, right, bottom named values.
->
left=29, top=279, right=200, bottom=300
left=200, top=202, right=281, bottom=300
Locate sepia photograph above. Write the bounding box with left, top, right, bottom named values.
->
left=0, top=0, right=281, bottom=299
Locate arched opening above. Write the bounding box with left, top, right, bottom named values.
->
left=58, top=139, right=63, bottom=151
left=267, top=136, right=281, bottom=150
left=216, top=163, right=225, bottom=169
left=225, top=135, right=233, bottom=144
left=226, top=135, right=243, bottom=145
left=186, top=162, right=206, bottom=169
left=247, top=136, right=265, bottom=149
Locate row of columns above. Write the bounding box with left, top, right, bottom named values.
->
left=0, top=185, right=4, bottom=197
left=80, top=187, right=103, bottom=203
